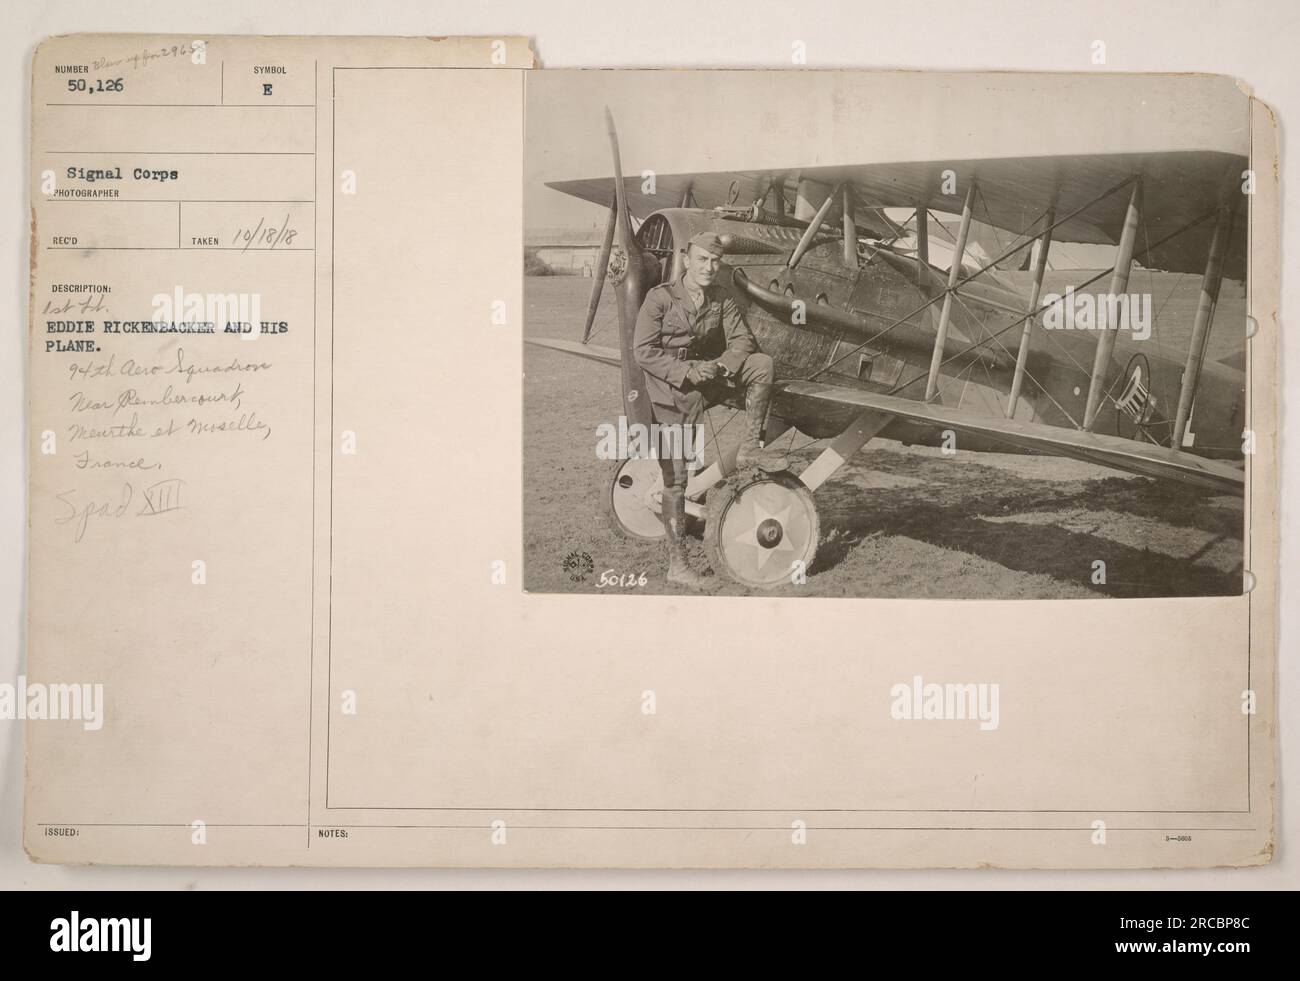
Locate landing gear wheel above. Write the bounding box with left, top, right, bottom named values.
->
left=605, top=458, right=666, bottom=541
left=704, top=470, right=819, bottom=589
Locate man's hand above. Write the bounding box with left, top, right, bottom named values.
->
left=685, top=361, right=722, bottom=385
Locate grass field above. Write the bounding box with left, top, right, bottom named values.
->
left=523, top=274, right=1245, bottom=599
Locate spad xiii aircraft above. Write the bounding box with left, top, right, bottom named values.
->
left=527, top=110, right=1248, bottom=589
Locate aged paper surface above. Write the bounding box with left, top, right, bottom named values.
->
left=25, top=39, right=1276, bottom=867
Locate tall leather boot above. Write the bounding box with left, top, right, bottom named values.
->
left=734, top=382, right=788, bottom=472
left=661, top=486, right=707, bottom=590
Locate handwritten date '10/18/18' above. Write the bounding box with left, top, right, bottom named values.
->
left=233, top=214, right=299, bottom=252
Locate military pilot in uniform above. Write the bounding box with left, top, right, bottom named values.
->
left=633, top=231, right=785, bottom=589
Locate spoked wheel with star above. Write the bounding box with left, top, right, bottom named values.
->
left=704, top=470, right=819, bottom=589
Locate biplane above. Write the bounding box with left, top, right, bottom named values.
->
left=526, top=110, right=1248, bottom=589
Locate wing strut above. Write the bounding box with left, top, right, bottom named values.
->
left=1007, top=207, right=1055, bottom=416
left=766, top=174, right=786, bottom=217
left=915, top=205, right=929, bottom=284
left=787, top=181, right=845, bottom=270
left=1172, top=201, right=1234, bottom=447
left=841, top=184, right=857, bottom=268
left=924, top=180, right=976, bottom=401
left=1083, top=180, right=1143, bottom=430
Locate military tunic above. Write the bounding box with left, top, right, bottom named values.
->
left=632, top=270, right=760, bottom=426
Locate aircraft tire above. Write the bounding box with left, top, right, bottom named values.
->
left=704, top=470, right=819, bottom=589
left=604, top=458, right=666, bottom=541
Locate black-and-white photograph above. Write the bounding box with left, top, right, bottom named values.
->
left=524, top=70, right=1250, bottom=598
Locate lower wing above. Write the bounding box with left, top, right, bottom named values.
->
left=781, top=380, right=1244, bottom=496
left=524, top=338, right=1245, bottom=496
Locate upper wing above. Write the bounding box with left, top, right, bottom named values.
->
left=546, top=150, right=1246, bottom=277
left=779, top=379, right=1245, bottom=496
left=547, top=172, right=900, bottom=241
